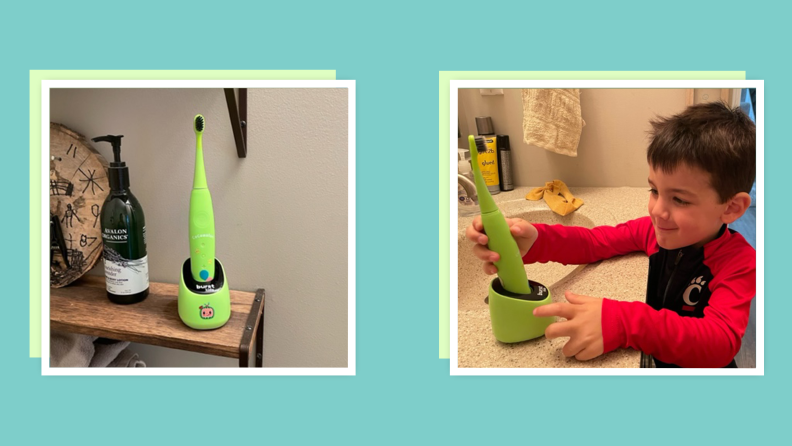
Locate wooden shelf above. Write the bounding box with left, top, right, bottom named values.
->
left=51, top=275, right=265, bottom=367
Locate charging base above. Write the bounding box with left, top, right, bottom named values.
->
left=178, top=258, right=231, bottom=330
left=488, top=278, right=553, bottom=343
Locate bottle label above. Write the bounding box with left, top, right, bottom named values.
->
left=104, top=252, right=149, bottom=295
left=478, top=137, right=499, bottom=187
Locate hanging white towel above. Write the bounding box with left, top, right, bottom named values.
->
left=522, top=89, right=585, bottom=157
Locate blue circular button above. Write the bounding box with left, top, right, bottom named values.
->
left=200, top=270, right=209, bottom=281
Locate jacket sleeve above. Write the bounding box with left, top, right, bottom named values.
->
left=523, top=216, right=656, bottom=265
left=601, top=248, right=755, bottom=368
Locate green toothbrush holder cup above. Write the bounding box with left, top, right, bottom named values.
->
left=178, top=258, right=231, bottom=330
left=488, top=278, right=553, bottom=343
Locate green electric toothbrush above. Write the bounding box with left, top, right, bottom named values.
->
left=189, top=114, right=216, bottom=282
left=470, top=135, right=552, bottom=343
left=178, top=114, right=230, bottom=330
left=469, top=135, right=532, bottom=294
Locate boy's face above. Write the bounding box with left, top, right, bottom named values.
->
left=648, top=163, right=728, bottom=250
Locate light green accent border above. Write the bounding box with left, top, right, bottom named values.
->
left=31, top=70, right=336, bottom=357
left=440, top=71, right=747, bottom=359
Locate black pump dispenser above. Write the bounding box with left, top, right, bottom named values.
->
left=92, top=134, right=149, bottom=304
left=91, top=135, right=129, bottom=191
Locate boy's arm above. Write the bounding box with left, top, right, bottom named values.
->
left=523, top=216, right=656, bottom=265
left=601, top=256, right=755, bottom=368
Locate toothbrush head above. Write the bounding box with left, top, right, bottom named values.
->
left=468, top=135, right=488, bottom=165
left=194, top=114, right=205, bottom=135
left=473, top=135, right=488, bottom=154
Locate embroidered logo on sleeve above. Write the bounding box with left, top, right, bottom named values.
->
left=682, top=276, right=707, bottom=311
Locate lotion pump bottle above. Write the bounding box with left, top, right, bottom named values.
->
left=93, top=135, right=149, bottom=304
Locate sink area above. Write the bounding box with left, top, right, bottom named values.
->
left=456, top=187, right=651, bottom=368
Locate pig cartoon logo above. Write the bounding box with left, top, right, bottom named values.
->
left=199, top=303, right=215, bottom=319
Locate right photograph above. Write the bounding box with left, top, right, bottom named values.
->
left=452, top=82, right=761, bottom=373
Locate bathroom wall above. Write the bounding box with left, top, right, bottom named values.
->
left=457, top=88, right=690, bottom=187
left=50, top=88, right=349, bottom=367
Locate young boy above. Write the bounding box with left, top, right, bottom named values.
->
left=466, top=102, right=756, bottom=368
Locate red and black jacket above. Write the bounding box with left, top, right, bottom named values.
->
left=523, top=216, right=756, bottom=368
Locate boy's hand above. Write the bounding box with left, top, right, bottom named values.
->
left=465, top=216, right=538, bottom=275
left=533, top=291, right=604, bottom=361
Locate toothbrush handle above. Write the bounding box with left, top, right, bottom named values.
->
left=468, top=135, right=530, bottom=294
left=481, top=209, right=532, bottom=294
left=189, top=188, right=216, bottom=282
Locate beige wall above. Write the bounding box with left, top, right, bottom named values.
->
left=457, top=88, right=690, bottom=187
left=50, top=88, right=349, bottom=367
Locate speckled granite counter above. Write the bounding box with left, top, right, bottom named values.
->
left=457, top=186, right=651, bottom=368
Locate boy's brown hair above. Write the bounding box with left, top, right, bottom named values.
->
left=647, top=101, right=756, bottom=203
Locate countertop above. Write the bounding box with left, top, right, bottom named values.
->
left=456, top=186, right=651, bottom=368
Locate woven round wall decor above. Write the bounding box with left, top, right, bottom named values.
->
left=49, top=123, right=110, bottom=288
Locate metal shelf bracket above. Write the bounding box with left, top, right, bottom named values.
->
left=224, top=88, right=248, bottom=158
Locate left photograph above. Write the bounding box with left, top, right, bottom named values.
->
left=43, top=81, right=355, bottom=373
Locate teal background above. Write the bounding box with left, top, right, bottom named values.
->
left=3, top=1, right=785, bottom=444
